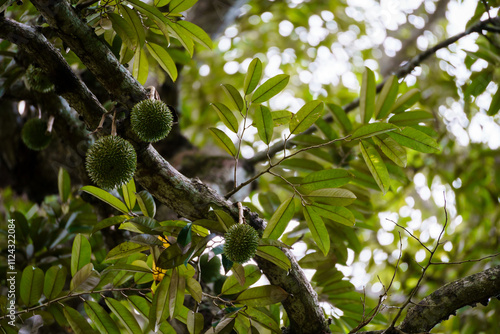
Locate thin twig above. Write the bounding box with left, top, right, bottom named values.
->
left=387, top=219, right=431, bottom=253
left=431, top=251, right=500, bottom=265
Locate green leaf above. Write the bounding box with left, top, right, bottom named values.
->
left=305, top=188, right=356, bottom=206
left=271, top=110, right=293, bottom=126
left=106, top=242, right=149, bottom=261
left=149, top=275, right=170, bottom=331
left=303, top=206, right=330, bottom=256
left=127, top=216, right=161, bottom=234
left=387, top=127, right=440, bottom=153
left=252, top=74, right=289, bottom=103
left=487, top=86, right=500, bottom=116
left=372, top=135, right=407, bottom=167
left=359, top=140, right=391, bottom=194
left=103, top=263, right=153, bottom=273
left=221, top=265, right=262, bottom=295
left=71, top=234, right=92, bottom=276
left=244, top=58, right=263, bottom=95
left=133, top=47, right=149, bottom=84
left=166, top=0, right=198, bottom=13
left=235, top=285, right=288, bottom=307
left=136, top=190, right=156, bottom=218
left=20, top=266, right=44, bottom=306
left=209, top=127, right=237, bottom=157
left=187, top=311, right=204, bottom=334
left=186, top=277, right=203, bottom=303
left=177, top=20, right=212, bottom=49
left=375, top=75, right=399, bottom=119
left=310, top=203, right=355, bottom=226
left=169, top=268, right=185, bottom=319
left=121, top=178, right=136, bottom=211
left=84, top=300, right=121, bottom=334
left=146, top=43, right=178, bottom=81
left=64, top=307, right=98, bottom=334
left=44, top=265, right=67, bottom=300
left=255, top=246, right=291, bottom=271
left=105, top=298, right=143, bottom=334
left=128, top=295, right=151, bottom=318
left=70, top=263, right=100, bottom=292
left=214, top=209, right=236, bottom=232
left=327, top=103, right=352, bottom=133
left=211, top=103, right=239, bottom=133
left=349, top=123, right=398, bottom=141
left=278, top=158, right=323, bottom=171
left=221, top=84, right=244, bottom=112
left=289, top=101, right=324, bottom=135
left=164, top=20, right=194, bottom=56
left=81, top=186, right=129, bottom=213
left=360, top=67, right=376, bottom=123
left=253, top=105, right=274, bottom=145
left=389, top=111, right=434, bottom=126
left=108, top=12, right=137, bottom=49
left=262, top=197, right=295, bottom=239
left=245, top=307, right=280, bottom=333
left=177, top=223, right=192, bottom=247
left=119, top=5, right=146, bottom=48
left=300, top=169, right=352, bottom=191
left=390, top=88, right=421, bottom=114
left=92, top=215, right=129, bottom=235
left=58, top=167, right=71, bottom=202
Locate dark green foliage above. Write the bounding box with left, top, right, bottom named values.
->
left=85, top=136, right=137, bottom=189
left=223, top=224, right=259, bottom=264
left=25, top=64, right=55, bottom=93
left=130, top=99, right=173, bottom=142
left=21, top=118, right=52, bottom=150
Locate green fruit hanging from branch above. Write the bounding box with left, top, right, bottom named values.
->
left=223, top=223, right=260, bottom=264
left=131, top=99, right=173, bottom=142
left=25, top=64, right=55, bottom=93
left=21, top=118, right=52, bottom=151
left=85, top=136, right=137, bottom=189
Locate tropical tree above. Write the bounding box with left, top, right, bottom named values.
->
left=0, top=0, right=499, bottom=333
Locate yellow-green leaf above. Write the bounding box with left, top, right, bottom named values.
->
left=177, top=20, right=212, bottom=49
left=211, top=103, right=239, bottom=133
left=244, top=58, right=262, bottom=95
left=389, top=110, right=434, bottom=126
left=209, top=127, right=237, bottom=157
left=186, top=277, right=203, bottom=303
left=81, top=186, right=129, bottom=213
left=390, top=88, right=421, bottom=114
left=169, top=268, right=185, bottom=319
left=252, top=74, right=289, bottom=103
left=300, top=169, right=352, bottom=191
left=255, top=246, right=291, bottom=271
left=122, top=178, right=136, bottom=211
left=44, top=265, right=67, bottom=300
left=221, top=264, right=262, bottom=295
left=311, top=203, right=355, bottom=226
left=303, top=206, right=330, bottom=256
left=136, top=190, right=156, bottom=218
left=235, top=285, right=288, bottom=306
left=289, top=101, right=324, bottom=135
left=105, top=298, right=142, bottom=334
left=146, top=43, right=178, bottom=81
left=106, top=242, right=149, bottom=261
left=387, top=127, right=440, bottom=153
left=187, top=311, right=204, bottom=334
left=327, top=103, right=352, bottom=133
left=349, top=123, right=398, bottom=141
left=71, top=234, right=92, bottom=276
left=305, top=188, right=356, bottom=206
left=221, top=84, right=244, bottom=112
left=373, top=135, right=407, bottom=167
left=133, top=47, right=148, bottom=84
left=84, top=300, right=121, bottom=334
left=375, top=75, right=399, bottom=119
left=359, top=140, right=390, bottom=193
left=360, top=67, right=376, bottom=123
left=149, top=275, right=170, bottom=331
left=254, top=105, right=274, bottom=145
left=70, top=263, right=100, bottom=292
left=58, top=167, right=71, bottom=202
left=108, top=12, right=137, bottom=49
left=20, top=266, right=44, bottom=306
left=119, top=5, right=145, bottom=48
left=64, top=307, right=98, bottom=334
left=262, top=196, right=295, bottom=239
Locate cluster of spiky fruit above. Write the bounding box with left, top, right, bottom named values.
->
left=25, top=65, right=55, bottom=93
left=223, top=224, right=260, bottom=264
left=131, top=99, right=173, bottom=142
left=21, top=118, right=52, bottom=151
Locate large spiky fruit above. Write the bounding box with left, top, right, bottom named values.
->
left=21, top=118, right=52, bottom=151
left=85, top=136, right=137, bottom=189
left=25, top=65, right=55, bottom=93
left=223, top=224, right=260, bottom=264
left=130, top=99, right=173, bottom=142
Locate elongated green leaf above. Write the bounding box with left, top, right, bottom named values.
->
left=209, top=127, right=237, bottom=157
left=108, top=12, right=137, bottom=49
left=487, top=86, right=500, bottom=116
left=359, top=140, right=390, bottom=194
left=150, top=275, right=170, bottom=331
left=92, top=215, right=129, bottom=235
left=165, top=20, right=194, bottom=56
left=279, top=158, right=323, bottom=171
left=387, top=127, right=440, bottom=153
left=232, top=262, right=246, bottom=287
left=105, top=298, right=142, bottom=334
left=177, top=20, right=212, bottom=49
left=300, top=169, right=352, bottom=191
left=311, top=203, right=355, bottom=226
left=372, top=135, right=407, bottom=167
left=254, top=105, right=274, bottom=144
left=305, top=188, right=356, bottom=206
left=244, top=58, right=262, bottom=95
left=271, top=110, right=293, bottom=126
left=119, top=5, right=145, bottom=48
left=327, top=103, right=352, bottom=133
left=245, top=307, right=280, bottom=333
left=360, top=67, right=376, bottom=123
left=389, top=111, right=434, bottom=126
left=262, top=197, right=295, bottom=239
left=169, top=268, right=185, bottom=319
left=20, top=266, right=44, bottom=306
left=303, top=206, right=330, bottom=256
left=186, top=277, right=203, bottom=303
left=390, top=88, right=421, bottom=114
left=187, top=311, right=204, bottom=334
left=133, top=47, right=148, bottom=84
left=64, top=307, right=98, bottom=334
left=81, top=186, right=129, bottom=213
left=375, top=75, right=399, bottom=119
left=221, top=265, right=261, bottom=295
left=146, top=43, right=178, bottom=81
left=128, top=216, right=161, bottom=234
left=71, top=234, right=91, bottom=276
left=236, top=285, right=288, bottom=306
left=214, top=209, right=236, bottom=232
left=289, top=101, right=324, bottom=135
left=106, top=242, right=149, bottom=261
left=121, top=178, right=136, bottom=211
left=70, top=263, right=100, bottom=292
left=104, top=263, right=153, bottom=274
left=44, top=265, right=67, bottom=300
left=84, top=300, right=120, bottom=334
left=255, top=246, right=291, bottom=271
left=128, top=295, right=151, bottom=318
left=136, top=190, right=156, bottom=218
left=221, top=84, right=244, bottom=112
left=58, top=167, right=71, bottom=202
left=252, top=74, right=289, bottom=103
left=211, top=103, right=239, bottom=133
left=350, top=123, right=398, bottom=141
left=164, top=0, right=198, bottom=13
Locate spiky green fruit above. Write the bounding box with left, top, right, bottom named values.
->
left=130, top=99, right=173, bottom=142
left=223, top=224, right=259, bottom=264
left=85, top=136, right=137, bottom=189
left=25, top=65, right=55, bottom=93
left=21, top=118, right=52, bottom=151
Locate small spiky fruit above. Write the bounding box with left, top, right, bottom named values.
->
left=131, top=99, right=173, bottom=142
left=223, top=224, right=260, bottom=264
left=21, top=118, right=52, bottom=151
left=85, top=136, right=137, bottom=189
left=25, top=65, right=55, bottom=93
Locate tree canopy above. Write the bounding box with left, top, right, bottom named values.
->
left=0, top=0, right=500, bottom=333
